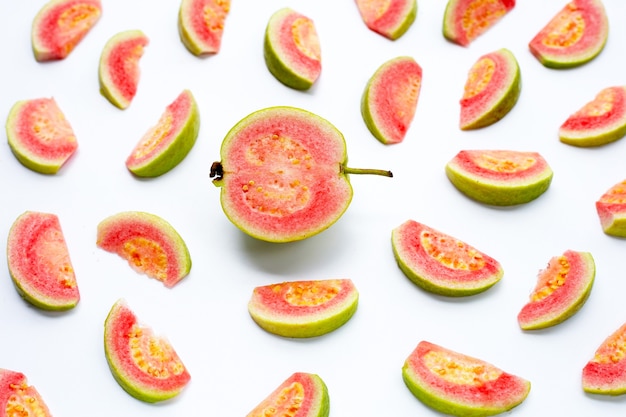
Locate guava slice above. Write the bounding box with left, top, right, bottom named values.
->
left=528, top=0, right=608, bottom=69
left=391, top=220, right=503, bottom=296
left=264, top=8, right=321, bottom=91
left=459, top=48, right=521, bottom=130
left=178, top=0, right=230, bottom=56
left=104, top=299, right=191, bottom=402
left=402, top=341, right=531, bottom=416
left=0, top=369, right=52, bottom=416
left=7, top=211, right=79, bottom=311
left=361, top=56, right=422, bottom=144
left=126, top=89, right=200, bottom=177
left=246, top=372, right=329, bottom=417
left=5, top=97, right=78, bottom=174
left=582, top=322, right=626, bottom=395
left=248, top=279, right=359, bottom=338
left=517, top=250, right=595, bottom=330
left=99, top=30, right=149, bottom=110
left=442, top=0, right=515, bottom=47
left=596, top=179, right=626, bottom=237
left=210, top=106, right=393, bottom=243
left=96, top=211, right=192, bottom=288
left=445, top=149, right=553, bottom=206
left=355, top=0, right=417, bottom=40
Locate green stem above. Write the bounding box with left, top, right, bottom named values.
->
left=342, top=166, right=393, bottom=178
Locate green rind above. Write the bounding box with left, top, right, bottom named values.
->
left=560, top=125, right=626, bottom=147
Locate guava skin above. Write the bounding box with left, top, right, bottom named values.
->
left=582, top=322, right=626, bottom=395
left=355, top=0, right=417, bottom=40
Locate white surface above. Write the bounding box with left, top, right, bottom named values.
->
left=1, top=1, right=626, bottom=415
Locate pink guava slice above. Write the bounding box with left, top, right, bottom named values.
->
left=248, top=279, right=359, bottom=338
left=31, top=0, right=102, bottom=62
left=595, top=179, right=626, bottom=237
left=178, top=0, right=230, bottom=56
left=104, top=299, right=191, bottom=402
left=355, top=0, right=417, bottom=40
left=96, top=211, right=192, bottom=288
left=361, top=56, right=422, bottom=144
left=517, top=250, right=595, bottom=330
left=7, top=211, right=79, bottom=311
left=402, top=341, right=531, bottom=416
left=528, top=0, right=608, bottom=69
left=582, top=322, right=626, bottom=395
left=0, top=369, right=52, bottom=416
left=5, top=97, right=78, bottom=174
left=99, top=30, right=149, bottom=110
left=443, top=0, right=515, bottom=47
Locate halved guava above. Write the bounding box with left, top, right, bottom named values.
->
left=96, top=211, right=191, bottom=288
left=7, top=211, right=79, bottom=311
left=355, top=0, right=417, bottom=40
left=361, top=56, right=422, bottom=144
left=0, top=369, right=52, bottom=416
left=443, top=0, right=515, bottom=47
left=210, top=106, right=392, bottom=243
left=247, top=372, right=329, bottom=417
left=517, top=250, right=595, bottom=330
left=392, top=220, right=503, bottom=296
left=528, top=0, right=608, bottom=69
left=445, top=149, right=553, bottom=206
left=31, top=0, right=102, bottom=62
left=126, top=89, right=200, bottom=177
left=248, top=279, right=358, bottom=338
left=178, top=0, right=230, bottom=56
left=99, top=30, right=149, bottom=110
left=6, top=97, right=78, bottom=174
left=264, top=8, right=321, bottom=91
left=595, top=179, right=626, bottom=237
left=104, top=299, right=191, bottom=402
left=582, top=322, right=626, bottom=395
left=402, top=341, right=531, bottom=416
left=459, top=48, right=521, bottom=130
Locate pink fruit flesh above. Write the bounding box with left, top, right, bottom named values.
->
left=247, top=372, right=327, bottom=417
left=444, top=0, right=515, bottom=46
left=180, top=0, right=230, bottom=54
left=450, top=150, right=548, bottom=184
left=355, top=0, right=416, bottom=39
left=596, top=180, right=626, bottom=234
left=0, top=369, right=52, bottom=416
left=582, top=322, right=626, bottom=394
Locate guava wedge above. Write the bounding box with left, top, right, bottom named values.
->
left=596, top=179, right=626, bottom=237
left=355, top=0, right=417, bottom=40
left=31, top=0, right=102, bottom=62
left=104, top=299, right=191, bottom=402
left=582, top=322, right=626, bottom=395
left=210, top=106, right=393, bottom=243
left=7, top=211, right=79, bottom=311
left=443, top=0, right=515, bottom=47
left=0, top=369, right=52, bottom=416
left=126, top=89, right=200, bottom=177
left=178, top=0, right=230, bottom=56
left=264, top=8, right=321, bottom=91
left=392, top=220, right=503, bottom=296
left=6, top=97, right=78, bottom=174
left=248, top=279, right=358, bottom=338
left=459, top=48, right=521, bottom=130
left=99, top=30, right=149, bottom=110
left=517, top=250, right=595, bottom=330
left=246, top=372, right=329, bottom=417
left=361, top=56, right=422, bottom=144
left=96, top=211, right=191, bottom=288
left=528, top=0, right=608, bottom=69
left=402, top=341, right=531, bottom=416
left=445, top=149, right=553, bottom=206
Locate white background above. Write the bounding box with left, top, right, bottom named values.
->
left=1, top=1, right=626, bottom=416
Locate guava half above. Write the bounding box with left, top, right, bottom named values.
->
left=355, top=0, right=417, bottom=40
left=0, top=369, right=52, bottom=416
left=126, top=89, right=200, bottom=177
left=528, top=0, right=608, bottom=69
left=248, top=279, right=358, bottom=338
left=595, top=179, right=626, bottom=237
left=445, top=149, right=553, bottom=206
left=210, top=106, right=393, bottom=243
left=443, top=0, right=515, bottom=47
left=361, top=56, right=422, bottom=144
left=178, top=0, right=230, bottom=56
left=104, top=299, right=191, bottom=402
left=582, top=322, right=626, bottom=395
left=392, top=220, right=503, bottom=296
left=6, top=97, right=78, bottom=174
left=246, top=372, right=329, bottom=417
left=402, top=341, right=531, bottom=416
left=96, top=211, right=192, bottom=288
left=7, top=211, right=79, bottom=311
left=517, top=250, right=595, bottom=330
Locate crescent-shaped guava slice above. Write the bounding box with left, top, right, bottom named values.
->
left=582, top=322, right=626, bottom=395
left=104, top=299, right=191, bottom=402
left=7, top=211, right=79, bottom=311
left=402, top=341, right=531, bottom=416
left=355, top=0, right=417, bottom=40
left=443, top=0, right=515, bottom=47
left=0, top=369, right=52, bottom=416
left=596, top=179, right=626, bottom=237
left=178, top=0, right=230, bottom=56
left=96, top=211, right=191, bottom=288
left=248, top=279, right=359, bottom=338
left=445, top=149, right=553, bottom=206
left=246, top=372, right=329, bottom=417
left=517, top=250, right=595, bottom=330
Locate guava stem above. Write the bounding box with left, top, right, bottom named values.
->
left=342, top=166, right=393, bottom=178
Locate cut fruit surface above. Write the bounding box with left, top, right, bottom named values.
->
left=596, top=179, right=626, bottom=237
left=355, top=0, right=417, bottom=40
left=443, top=0, right=515, bottom=47
left=582, top=322, right=626, bottom=395
left=178, top=0, right=230, bottom=56
left=0, top=369, right=52, bottom=417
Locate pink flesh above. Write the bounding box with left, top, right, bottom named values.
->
left=105, top=34, right=149, bottom=103
left=356, top=0, right=413, bottom=36
left=249, top=373, right=321, bottom=416
left=583, top=323, right=626, bottom=390
left=560, top=87, right=626, bottom=133
left=184, top=0, right=229, bottom=53
left=450, top=150, right=548, bottom=182
left=596, top=180, right=626, bottom=228
left=273, top=10, right=321, bottom=81
left=0, top=369, right=52, bottom=416
left=447, top=0, right=515, bottom=46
